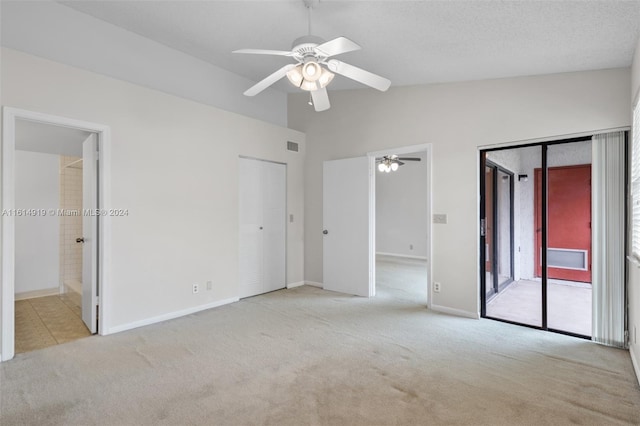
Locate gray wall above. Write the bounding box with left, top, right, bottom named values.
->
left=376, top=151, right=428, bottom=258
left=1, top=47, right=306, bottom=343
left=289, top=68, right=630, bottom=316
left=14, top=150, right=60, bottom=294
left=0, top=1, right=288, bottom=127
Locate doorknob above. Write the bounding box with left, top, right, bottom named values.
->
left=323, top=230, right=328, bottom=235
left=76, top=237, right=85, bottom=243
left=259, top=226, right=263, bottom=230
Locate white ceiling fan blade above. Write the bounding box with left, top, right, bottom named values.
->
left=311, top=87, right=330, bottom=112
left=233, top=49, right=295, bottom=56
left=314, top=37, right=361, bottom=57
left=244, top=64, right=296, bottom=96
left=327, top=59, right=391, bottom=92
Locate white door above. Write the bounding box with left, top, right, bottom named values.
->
left=82, top=134, right=98, bottom=333
left=323, top=157, right=373, bottom=297
left=238, top=158, right=286, bottom=298
left=261, top=161, right=286, bottom=293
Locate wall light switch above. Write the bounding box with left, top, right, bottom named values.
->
left=206, top=281, right=213, bottom=291
left=433, top=214, right=447, bottom=224
left=289, top=214, right=294, bottom=223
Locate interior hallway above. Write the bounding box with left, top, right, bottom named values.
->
left=15, top=292, right=90, bottom=354
left=376, top=254, right=428, bottom=303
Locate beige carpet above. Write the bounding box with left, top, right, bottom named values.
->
left=2, top=273, right=639, bottom=425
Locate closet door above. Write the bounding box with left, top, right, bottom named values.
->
left=238, top=158, right=286, bottom=298
left=239, top=158, right=264, bottom=298
left=261, top=160, right=286, bottom=293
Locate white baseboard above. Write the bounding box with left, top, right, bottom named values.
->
left=107, top=297, right=239, bottom=334
left=287, top=281, right=305, bottom=289
left=305, top=281, right=323, bottom=288
left=15, top=287, right=60, bottom=301
left=630, top=345, right=640, bottom=386
left=430, top=303, right=479, bottom=319
left=376, top=252, right=428, bottom=260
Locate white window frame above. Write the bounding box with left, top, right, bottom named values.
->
left=632, top=99, right=640, bottom=260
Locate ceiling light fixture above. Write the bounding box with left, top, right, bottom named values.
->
left=376, top=154, right=421, bottom=173
left=286, top=62, right=335, bottom=92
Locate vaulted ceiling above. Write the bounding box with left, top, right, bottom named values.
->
left=60, top=0, right=640, bottom=92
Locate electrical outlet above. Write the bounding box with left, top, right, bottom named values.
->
left=192, top=284, right=199, bottom=294
left=206, top=281, right=213, bottom=291
left=434, top=282, right=441, bottom=293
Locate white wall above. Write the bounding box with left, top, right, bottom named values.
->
left=289, top=68, right=630, bottom=317
left=1, top=48, right=305, bottom=340
left=0, top=1, right=287, bottom=127
left=14, top=150, right=60, bottom=295
left=376, top=151, right=428, bottom=258
left=628, top=34, right=640, bottom=383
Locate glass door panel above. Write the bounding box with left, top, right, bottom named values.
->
left=546, top=141, right=592, bottom=336
left=484, top=146, right=541, bottom=327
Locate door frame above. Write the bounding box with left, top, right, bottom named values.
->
left=367, top=143, right=433, bottom=306
left=483, top=160, right=515, bottom=301
left=479, top=135, right=612, bottom=338
left=238, top=155, right=288, bottom=298
left=1, top=107, right=112, bottom=361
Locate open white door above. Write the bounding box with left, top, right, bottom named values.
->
left=82, top=134, right=98, bottom=333
left=323, top=156, right=373, bottom=297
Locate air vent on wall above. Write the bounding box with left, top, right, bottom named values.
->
left=287, top=141, right=299, bottom=152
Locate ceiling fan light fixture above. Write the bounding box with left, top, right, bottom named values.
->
left=391, top=162, right=399, bottom=171
left=302, top=61, right=321, bottom=81
left=286, top=65, right=304, bottom=86
left=318, top=68, right=334, bottom=88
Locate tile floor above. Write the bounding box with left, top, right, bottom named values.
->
left=486, top=279, right=592, bottom=336
left=15, top=292, right=91, bottom=354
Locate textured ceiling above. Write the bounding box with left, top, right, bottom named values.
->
left=60, top=0, right=640, bottom=92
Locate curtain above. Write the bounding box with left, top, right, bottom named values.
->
left=592, top=131, right=626, bottom=347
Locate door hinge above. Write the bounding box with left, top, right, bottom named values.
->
left=95, top=296, right=100, bottom=306
left=480, top=218, right=486, bottom=237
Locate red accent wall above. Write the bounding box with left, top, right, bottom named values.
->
left=535, top=165, right=591, bottom=283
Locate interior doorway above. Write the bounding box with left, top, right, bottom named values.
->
left=2, top=108, right=111, bottom=362
left=319, top=143, right=432, bottom=305
left=374, top=150, right=429, bottom=304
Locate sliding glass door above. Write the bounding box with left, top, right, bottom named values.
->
left=482, top=161, right=514, bottom=301
left=481, top=138, right=599, bottom=338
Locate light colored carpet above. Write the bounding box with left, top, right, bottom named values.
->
left=2, top=275, right=639, bottom=425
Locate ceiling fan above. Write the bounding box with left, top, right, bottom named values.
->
left=376, top=155, right=421, bottom=173
left=233, top=2, right=390, bottom=112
